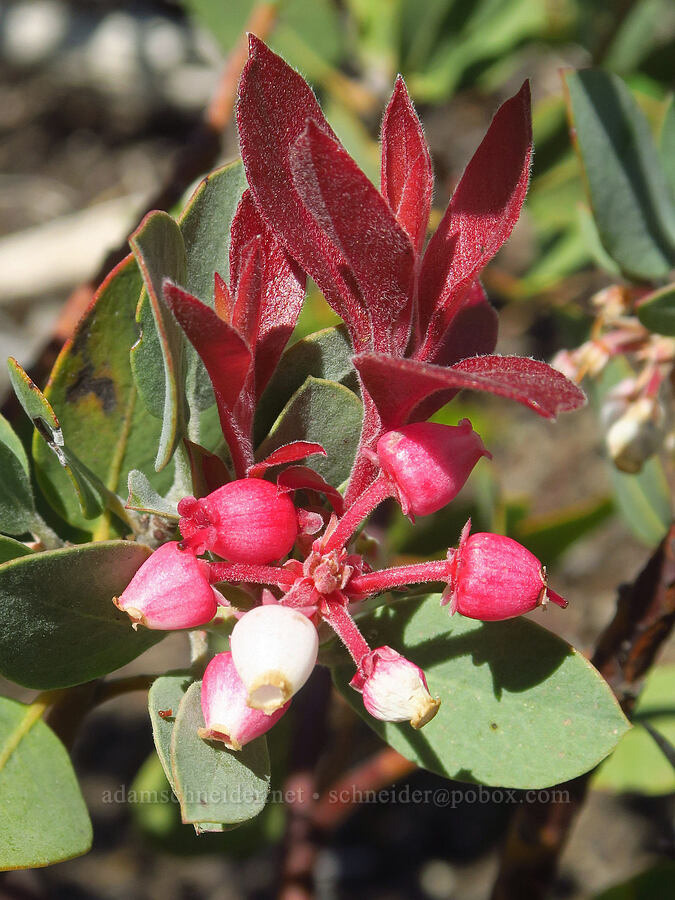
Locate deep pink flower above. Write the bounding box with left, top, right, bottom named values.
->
left=443, top=522, right=567, bottom=620
left=376, top=420, right=490, bottom=517
left=178, top=478, right=298, bottom=564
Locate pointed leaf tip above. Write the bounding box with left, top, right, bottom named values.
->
left=354, top=353, right=586, bottom=430
left=381, top=73, right=433, bottom=257
left=418, top=81, right=532, bottom=355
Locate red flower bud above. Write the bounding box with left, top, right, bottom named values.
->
left=113, top=541, right=218, bottom=630
left=376, top=420, right=490, bottom=517
left=444, top=523, right=567, bottom=620
left=178, top=478, right=298, bottom=564
left=199, top=652, right=289, bottom=750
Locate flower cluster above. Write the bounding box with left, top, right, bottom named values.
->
left=115, top=38, right=584, bottom=751
left=554, top=285, right=674, bottom=474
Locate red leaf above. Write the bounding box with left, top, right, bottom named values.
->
left=163, top=281, right=253, bottom=474
left=415, top=280, right=498, bottom=366
left=214, top=272, right=233, bottom=322
left=381, top=76, right=433, bottom=257
left=291, top=123, right=416, bottom=354
left=277, top=465, right=344, bottom=516
left=410, top=281, right=499, bottom=420
left=184, top=439, right=231, bottom=497
left=232, top=236, right=263, bottom=346
left=229, top=191, right=306, bottom=397
left=354, top=352, right=586, bottom=430
left=417, top=82, right=532, bottom=355
left=248, top=441, right=327, bottom=478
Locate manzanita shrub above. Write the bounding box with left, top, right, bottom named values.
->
left=0, top=38, right=631, bottom=866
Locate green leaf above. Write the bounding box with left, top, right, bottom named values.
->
left=30, top=257, right=170, bottom=536
left=8, top=358, right=125, bottom=524
left=564, top=69, right=675, bottom=280
left=148, top=671, right=193, bottom=792
left=332, top=594, right=630, bottom=789
left=127, top=469, right=179, bottom=520
left=636, top=282, right=675, bottom=335
left=0, top=541, right=163, bottom=689
left=170, top=682, right=270, bottom=825
left=254, top=325, right=356, bottom=445
left=130, top=212, right=188, bottom=471
left=660, top=95, right=675, bottom=194
left=0, top=413, right=37, bottom=537
left=609, top=456, right=670, bottom=546
left=593, top=665, right=675, bottom=795
left=0, top=536, right=33, bottom=565
left=0, top=697, right=92, bottom=870
left=256, top=377, right=362, bottom=487
left=591, top=862, right=675, bottom=900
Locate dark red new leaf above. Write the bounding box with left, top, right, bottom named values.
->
left=232, top=236, right=264, bottom=347
left=277, top=465, right=345, bottom=516
left=213, top=272, right=233, bottom=322
left=354, top=352, right=586, bottom=430
left=184, top=439, right=231, bottom=498
left=237, top=38, right=371, bottom=344
left=381, top=76, right=433, bottom=257
left=291, top=122, right=416, bottom=354
left=163, top=281, right=253, bottom=475
left=417, top=82, right=532, bottom=355
left=248, top=442, right=327, bottom=478
left=229, top=191, right=306, bottom=397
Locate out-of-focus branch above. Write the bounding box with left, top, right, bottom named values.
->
left=490, top=522, right=675, bottom=900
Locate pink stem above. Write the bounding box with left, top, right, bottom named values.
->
left=348, top=557, right=454, bottom=599
left=208, top=562, right=295, bottom=589
left=319, top=593, right=371, bottom=666
left=323, top=473, right=393, bottom=553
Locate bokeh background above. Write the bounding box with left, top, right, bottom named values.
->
left=0, top=1, right=674, bottom=898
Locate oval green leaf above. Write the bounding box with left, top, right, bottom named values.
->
left=332, top=594, right=630, bottom=789
left=254, top=325, right=356, bottom=445
left=0, top=697, right=92, bottom=870
left=564, top=68, right=675, bottom=280
left=256, top=376, right=362, bottom=487
left=636, top=282, right=675, bottom=335
left=0, top=541, right=163, bottom=689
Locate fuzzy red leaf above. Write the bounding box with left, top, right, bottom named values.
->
left=163, top=281, right=253, bottom=474
left=381, top=76, right=433, bottom=257
left=277, top=465, right=344, bottom=516
left=248, top=442, right=327, bottom=478
left=229, top=191, right=306, bottom=397
left=237, top=38, right=371, bottom=345
left=184, top=439, right=231, bottom=498
left=214, top=272, right=233, bottom=322
left=417, top=82, right=532, bottom=355
left=291, top=122, right=416, bottom=354
left=354, top=352, right=586, bottom=430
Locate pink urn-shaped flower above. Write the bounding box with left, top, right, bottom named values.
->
left=444, top=522, right=567, bottom=620
left=376, top=420, right=490, bottom=517
left=113, top=541, right=218, bottom=630
left=178, top=478, right=298, bottom=564
left=350, top=646, right=440, bottom=729
left=230, top=604, right=319, bottom=713
left=199, top=652, right=289, bottom=750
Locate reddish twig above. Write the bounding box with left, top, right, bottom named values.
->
left=490, top=522, right=675, bottom=900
